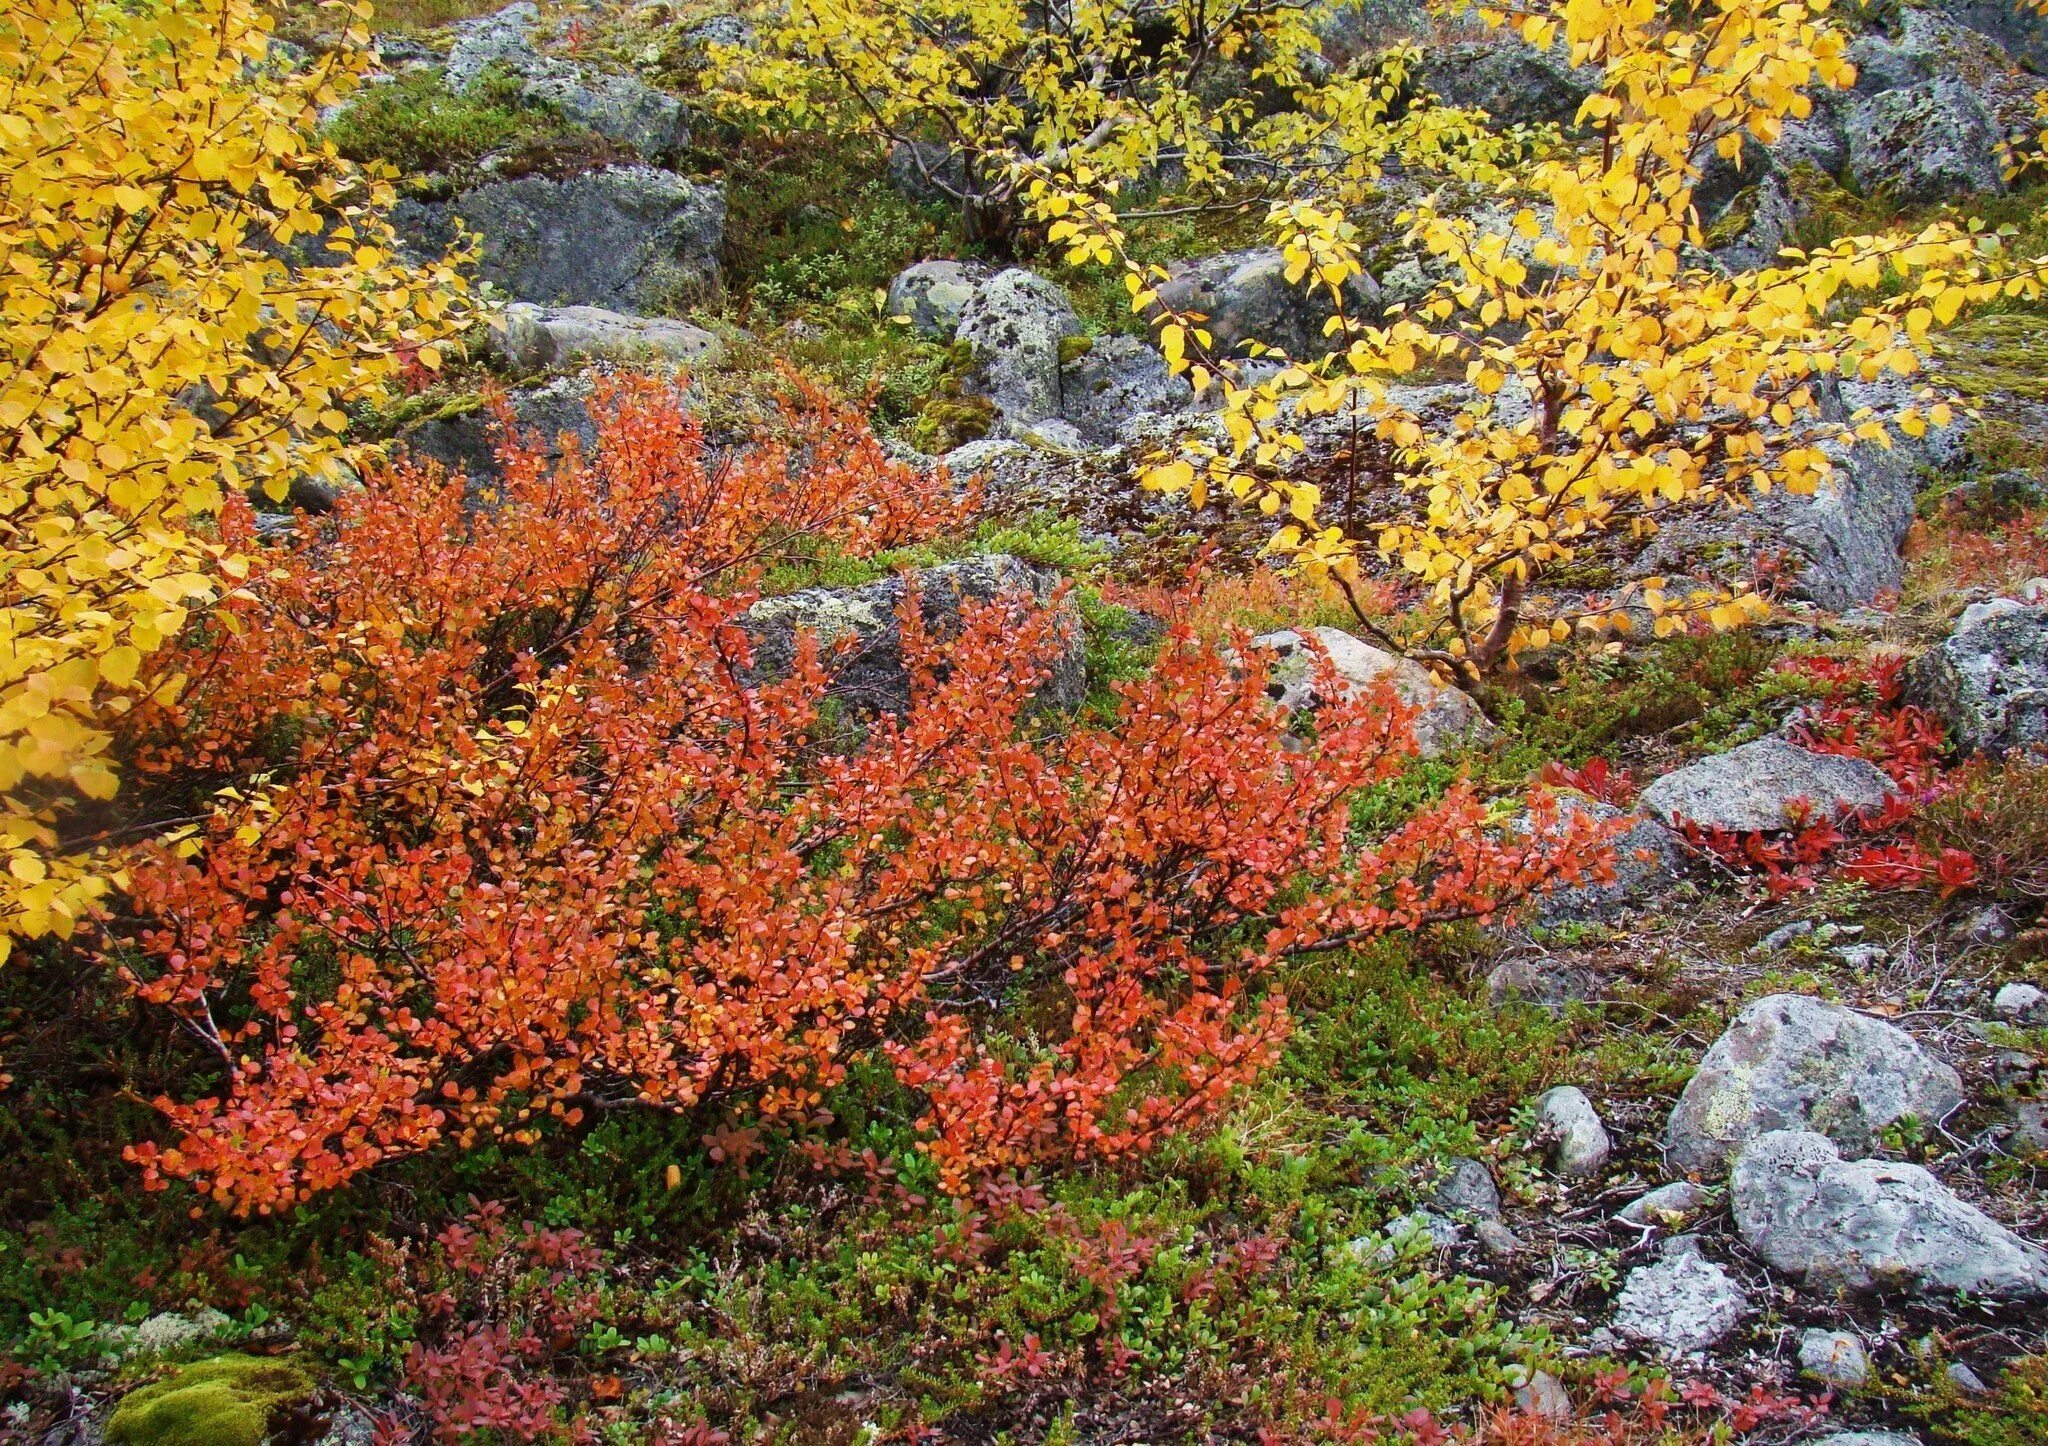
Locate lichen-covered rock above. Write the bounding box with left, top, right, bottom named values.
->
left=885, top=259, right=993, bottom=339
left=1906, top=598, right=2048, bottom=756
left=1611, top=1246, right=1749, bottom=1355
left=396, top=167, right=723, bottom=310
left=1847, top=8, right=2038, bottom=133
left=1058, top=333, right=1198, bottom=446
left=742, top=555, right=1085, bottom=716
left=1731, top=1130, right=2048, bottom=1300
left=1313, top=0, right=1428, bottom=67
left=1248, top=626, right=1494, bottom=756
left=1666, top=994, right=1964, bottom=1176
left=1535, top=1085, right=1611, bottom=1178
left=1846, top=78, right=2005, bottom=204
left=1638, top=737, right=1895, bottom=834
left=496, top=303, right=721, bottom=372
left=1150, top=247, right=1380, bottom=362
left=106, top=1355, right=316, bottom=1446
left=955, top=269, right=1084, bottom=430
left=444, top=2, right=690, bottom=159
left=1416, top=36, right=1602, bottom=128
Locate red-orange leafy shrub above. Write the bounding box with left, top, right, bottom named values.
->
left=104, top=377, right=1609, bottom=1214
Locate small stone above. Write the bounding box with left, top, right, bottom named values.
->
left=1361, top=1210, right=1462, bottom=1262
left=1756, top=919, right=1816, bottom=952
left=1834, top=943, right=1888, bottom=970
left=1535, top=1085, right=1612, bottom=1178
left=1957, top=905, right=2018, bottom=945
left=1946, top=1361, right=1989, bottom=1393
left=1824, top=1434, right=1923, bottom=1446
left=1799, top=1328, right=1870, bottom=1388
left=1474, top=1218, right=1524, bottom=1259
left=1426, top=1157, right=1502, bottom=1219
left=1610, top=1250, right=1750, bottom=1355
left=1512, top=1370, right=1574, bottom=1422
left=1994, top=981, right=2047, bottom=1023
left=2011, top=1100, right=2048, bottom=1158
left=1615, top=1181, right=1717, bottom=1229
left=883, top=259, right=992, bottom=339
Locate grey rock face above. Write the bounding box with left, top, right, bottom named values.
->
left=497, top=303, right=720, bottom=372
left=1536, top=1086, right=1611, bottom=1178
left=1847, top=79, right=2005, bottom=204
left=1712, top=173, right=1798, bottom=273
left=1907, top=598, right=2048, bottom=757
left=1249, top=627, right=1495, bottom=757
left=1666, top=994, right=1964, bottom=1177
left=1933, top=0, right=2048, bottom=68
left=1416, top=36, right=1602, bottom=128
left=444, top=3, right=690, bottom=159
left=1151, top=247, right=1380, bottom=362
left=742, top=555, right=1085, bottom=716
left=1611, top=1251, right=1749, bottom=1355
left=1058, top=334, right=1198, bottom=446
left=955, top=269, right=1084, bottom=430
left=1731, top=1130, right=2048, bottom=1300
left=884, top=260, right=992, bottom=339
left=397, top=167, right=723, bottom=310
left=1638, top=738, right=1895, bottom=834
left=1799, top=1327, right=1871, bottom=1388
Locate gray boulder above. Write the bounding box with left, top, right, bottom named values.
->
left=884, top=260, right=992, bottom=339
left=1846, top=79, right=2005, bottom=204
left=1534, top=798, right=1686, bottom=924
left=1610, top=1247, right=1749, bottom=1355
left=1150, top=247, right=1380, bottom=362
left=1666, top=994, right=1964, bottom=1177
left=1994, top=982, right=2048, bottom=1023
left=888, top=141, right=970, bottom=206
left=1416, top=36, right=1601, bottom=129
left=1638, top=737, right=1894, bottom=834
left=1249, top=626, right=1496, bottom=756
left=1058, top=334, right=1198, bottom=446
left=1848, top=9, right=2037, bottom=133
left=497, top=303, right=720, bottom=372
left=1535, top=1085, right=1611, bottom=1178
left=1932, top=0, right=2048, bottom=68
left=1906, top=598, right=2048, bottom=756
left=445, top=2, right=690, bottom=159
left=955, top=269, right=1084, bottom=430
left=1731, top=1130, right=2048, bottom=1300
left=742, top=555, right=1086, bottom=716
left=397, top=167, right=723, bottom=310
left=398, top=375, right=598, bottom=482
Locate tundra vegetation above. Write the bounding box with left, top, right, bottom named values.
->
left=3, top=0, right=2048, bottom=1440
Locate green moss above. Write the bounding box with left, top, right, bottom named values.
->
left=105, top=1355, right=315, bottom=1446
left=1934, top=313, right=2048, bottom=404
left=324, top=64, right=582, bottom=179
left=1056, top=334, right=1095, bottom=367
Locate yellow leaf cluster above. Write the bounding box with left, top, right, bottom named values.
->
left=1, top=0, right=475, bottom=958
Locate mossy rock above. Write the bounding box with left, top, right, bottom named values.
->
left=105, top=1354, right=315, bottom=1446
left=1934, top=313, right=2048, bottom=404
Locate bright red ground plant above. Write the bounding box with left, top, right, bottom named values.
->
left=105, top=376, right=1612, bottom=1214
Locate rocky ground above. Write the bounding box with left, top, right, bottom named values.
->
left=7, top=0, right=2048, bottom=1442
